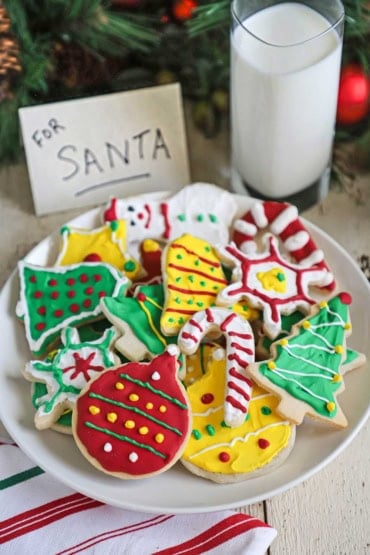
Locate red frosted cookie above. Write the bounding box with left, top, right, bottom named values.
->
left=72, top=346, right=191, bottom=479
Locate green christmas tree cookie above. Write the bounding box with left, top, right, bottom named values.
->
left=248, top=293, right=356, bottom=428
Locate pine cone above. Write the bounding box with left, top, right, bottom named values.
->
left=0, top=2, right=22, bottom=102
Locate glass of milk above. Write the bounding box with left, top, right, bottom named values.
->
left=231, top=1, right=344, bottom=210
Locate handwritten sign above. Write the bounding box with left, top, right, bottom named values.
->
left=19, top=84, right=190, bottom=215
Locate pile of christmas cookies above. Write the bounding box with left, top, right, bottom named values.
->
left=16, top=183, right=366, bottom=483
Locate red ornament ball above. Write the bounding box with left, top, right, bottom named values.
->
left=173, top=0, right=198, bottom=21
left=336, top=64, right=370, bottom=125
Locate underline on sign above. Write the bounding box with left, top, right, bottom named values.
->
left=74, top=173, right=151, bottom=197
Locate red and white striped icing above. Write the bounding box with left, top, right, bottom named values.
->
left=232, top=200, right=335, bottom=291
left=178, top=307, right=255, bottom=428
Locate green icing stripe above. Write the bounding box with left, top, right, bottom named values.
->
left=0, top=466, right=44, bottom=490
left=85, top=421, right=167, bottom=459
left=88, top=392, right=184, bottom=435
left=119, top=373, right=188, bottom=409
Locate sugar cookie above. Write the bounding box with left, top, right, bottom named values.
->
left=16, top=260, right=130, bottom=356
left=181, top=346, right=295, bottom=483
left=72, top=346, right=191, bottom=479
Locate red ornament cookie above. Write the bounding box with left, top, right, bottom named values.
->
left=72, top=346, right=191, bottom=478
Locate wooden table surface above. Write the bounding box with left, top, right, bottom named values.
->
left=0, top=117, right=369, bottom=554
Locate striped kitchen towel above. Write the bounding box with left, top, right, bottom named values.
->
left=0, top=431, right=277, bottom=554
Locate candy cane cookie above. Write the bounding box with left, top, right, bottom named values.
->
left=178, top=307, right=255, bottom=428
left=232, top=200, right=335, bottom=291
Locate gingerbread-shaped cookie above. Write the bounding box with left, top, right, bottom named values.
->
left=72, top=346, right=191, bottom=478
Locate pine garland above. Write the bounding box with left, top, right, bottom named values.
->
left=0, top=0, right=369, bottom=165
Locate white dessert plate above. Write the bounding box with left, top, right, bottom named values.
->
left=0, top=192, right=369, bottom=514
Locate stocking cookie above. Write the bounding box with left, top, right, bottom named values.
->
left=16, top=260, right=130, bottom=356
left=23, top=327, right=119, bottom=431
left=178, top=307, right=255, bottom=427
left=160, top=233, right=228, bottom=336
left=217, top=234, right=334, bottom=339
left=72, top=346, right=191, bottom=479
left=232, top=200, right=335, bottom=291
left=247, top=293, right=354, bottom=428
left=181, top=346, right=295, bottom=483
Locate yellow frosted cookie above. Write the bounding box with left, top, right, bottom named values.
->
left=55, top=220, right=141, bottom=281
left=160, top=234, right=228, bottom=336
left=181, top=345, right=295, bottom=483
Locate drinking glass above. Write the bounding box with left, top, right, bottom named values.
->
left=230, top=0, right=345, bottom=210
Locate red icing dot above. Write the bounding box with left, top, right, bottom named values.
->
left=83, top=299, right=92, bottom=308
left=219, top=452, right=230, bottom=462
left=80, top=273, right=89, bottom=283
left=93, top=274, right=102, bottom=282
left=98, top=291, right=107, bottom=298
left=29, top=275, right=37, bottom=283
left=37, top=306, right=46, bottom=316
left=34, top=291, right=43, bottom=299
left=69, top=303, right=80, bottom=313
left=51, top=291, right=59, bottom=299
left=85, top=286, right=94, bottom=295
left=67, top=290, right=76, bottom=298
left=66, top=278, right=75, bottom=286
left=137, top=212, right=144, bottom=220
left=84, top=253, right=102, bottom=262
left=35, top=322, right=46, bottom=331
left=48, top=279, right=57, bottom=286
left=137, top=292, right=147, bottom=302
left=258, top=438, right=270, bottom=449
left=339, top=292, right=352, bottom=305
left=54, top=309, right=63, bottom=318
left=201, top=393, right=214, bottom=404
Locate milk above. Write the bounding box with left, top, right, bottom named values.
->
left=231, top=3, right=343, bottom=198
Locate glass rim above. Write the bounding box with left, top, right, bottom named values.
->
left=231, top=1, right=345, bottom=48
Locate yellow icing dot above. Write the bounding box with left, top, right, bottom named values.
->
left=124, top=420, right=135, bottom=429
left=332, top=374, right=342, bottom=383
left=155, top=433, right=165, bottom=444
left=319, top=301, right=328, bottom=308
left=326, top=401, right=336, bottom=413
left=138, top=426, right=149, bottom=435
left=279, top=338, right=288, bottom=346
left=267, top=361, right=276, bottom=370
left=107, top=412, right=118, bottom=423
left=159, top=405, right=167, bottom=413
left=146, top=402, right=154, bottom=410
left=129, top=393, right=139, bottom=402
left=302, top=320, right=311, bottom=329
left=334, top=345, right=344, bottom=354
left=256, top=267, right=287, bottom=293
left=142, top=239, right=160, bottom=253
left=88, top=405, right=100, bottom=415
left=344, top=322, right=352, bottom=330
left=115, top=382, right=124, bottom=390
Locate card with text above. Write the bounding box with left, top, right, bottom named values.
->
left=19, top=84, right=190, bottom=215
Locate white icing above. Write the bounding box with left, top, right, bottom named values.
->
left=283, top=230, right=310, bottom=251
left=151, top=371, right=161, bottom=381
left=166, top=344, right=179, bottom=357
left=233, top=219, right=257, bottom=236
left=129, top=452, right=139, bottom=463
left=270, top=205, right=298, bottom=235
left=103, top=442, right=112, bottom=453
left=251, top=201, right=269, bottom=228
